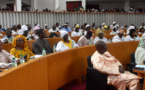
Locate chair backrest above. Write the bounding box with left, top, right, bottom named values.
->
left=130, top=53, right=135, bottom=63
left=86, top=67, right=108, bottom=90
left=87, top=55, right=93, bottom=68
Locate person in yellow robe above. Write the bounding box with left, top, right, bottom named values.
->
left=91, top=41, right=141, bottom=90
left=10, top=35, right=34, bottom=60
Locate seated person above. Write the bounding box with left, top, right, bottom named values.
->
left=71, top=25, right=82, bottom=36
left=61, top=23, right=72, bottom=32
left=44, top=24, right=49, bottom=30
left=91, top=41, right=141, bottom=90
left=95, top=26, right=106, bottom=36
left=56, top=30, right=78, bottom=51
left=110, top=27, right=118, bottom=35
left=33, top=29, right=53, bottom=54
left=10, top=35, right=34, bottom=60
left=32, top=30, right=39, bottom=39
left=0, top=25, right=5, bottom=32
left=83, top=24, right=91, bottom=35
left=135, top=36, right=145, bottom=65
left=0, top=40, right=14, bottom=69
left=125, top=29, right=140, bottom=41
left=17, top=24, right=22, bottom=35
left=112, top=29, right=125, bottom=42
left=93, top=32, right=108, bottom=44
left=138, top=26, right=145, bottom=34
left=77, top=31, right=93, bottom=46
left=1, top=28, right=14, bottom=43
left=56, top=23, right=61, bottom=30
left=12, top=25, right=18, bottom=35
left=21, top=25, right=34, bottom=40
left=48, top=25, right=60, bottom=33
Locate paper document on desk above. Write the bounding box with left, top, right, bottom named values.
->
left=135, top=65, right=145, bottom=68
left=134, top=65, right=145, bottom=70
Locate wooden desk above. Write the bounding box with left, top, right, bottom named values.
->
left=134, top=69, right=145, bottom=90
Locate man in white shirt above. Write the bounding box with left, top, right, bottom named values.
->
left=110, top=27, right=118, bottom=35
left=139, top=23, right=145, bottom=29
left=71, top=24, right=82, bottom=36
left=48, top=25, right=60, bottom=33
left=112, top=29, right=125, bottom=42
left=93, top=32, right=108, bottom=44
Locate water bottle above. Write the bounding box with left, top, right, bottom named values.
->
left=42, top=48, right=46, bottom=56
left=20, top=54, right=25, bottom=64
left=29, top=36, right=32, bottom=40
left=12, top=57, right=17, bottom=67
left=122, top=37, right=125, bottom=42
left=53, top=44, right=56, bottom=52
left=109, top=38, right=112, bottom=43
left=72, top=41, right=74, bottom=48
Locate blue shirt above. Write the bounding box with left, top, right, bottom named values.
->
left=2, top=36, right=15, bottom=43
left=61, top=27, right=72, bottom=32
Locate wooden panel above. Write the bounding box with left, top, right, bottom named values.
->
left=0, top=41, right=140, bottom=90
left=0, top=56, right=49, bottom=90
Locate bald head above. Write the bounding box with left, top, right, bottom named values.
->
left=95, top=41, right=108, bottom=54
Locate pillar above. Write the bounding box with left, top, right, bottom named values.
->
left=15, top=0, right=21, bottom=11
left=55, top=0, right=60, bottom=11
left=82, top=0, right=86, bottom=11
left=124, top=0, right=130, bottom=12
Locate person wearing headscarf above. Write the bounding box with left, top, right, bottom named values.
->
left=77, top=31, right=93, bottom=46
left=93, top=32, right=108, bottom=44
left=10, top=35, right=34, bottom=60
left=71, top=24, right=82, bottom=36
left=92, top=41, right=141, bottom=90
left=60, top=23, right=72, bottom=32
left=56, top=30, right=78, bottom=51
left=33, top=23, right=40, bottom=33
left=110, top=27, right=118, bottom=35
left=127, top=25, right=135, bottom=34
left=135, top=36, right=145, bottom=65
left=95, top=25, right=106, bottom=36
left=21, top=25, right=33, bottom=40
left=1, top=28, right=14, bottom=43
left=110, top=21, right=117, bottom=29
left=84, top=24, right=91, bottom=35
left=0, top=40, right=14, bottom=69
left=125, top=29, right=140, bottom=41
left=33, top=29, right=53, bottom=54
left=112, top=29, right=126, bottom=42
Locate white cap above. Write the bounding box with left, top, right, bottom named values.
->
left=102, top=23, right=106, bottom=26
left=21, top=25, right=28, bottom=31
left=113, top=21, right=116, bottom=24
left=60, top=30, right=68, bottom=38
left=85, top=24, right=90, bottom=28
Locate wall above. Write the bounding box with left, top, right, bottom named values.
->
left=36, top=0, right=54, bottom=11
left=131, top=2, right=145, bottom=8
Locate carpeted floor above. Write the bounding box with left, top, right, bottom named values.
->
left=62, top=81, right=86, bottom=90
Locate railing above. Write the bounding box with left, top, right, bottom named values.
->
left=0, top=11, right=145, bottom=29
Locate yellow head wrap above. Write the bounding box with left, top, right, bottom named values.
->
left=103, top=25, right=108, bottom=29
left=12, top=35, right=28, bottom=50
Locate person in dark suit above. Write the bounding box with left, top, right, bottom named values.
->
left=32, top=29, right=53, bottom=55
